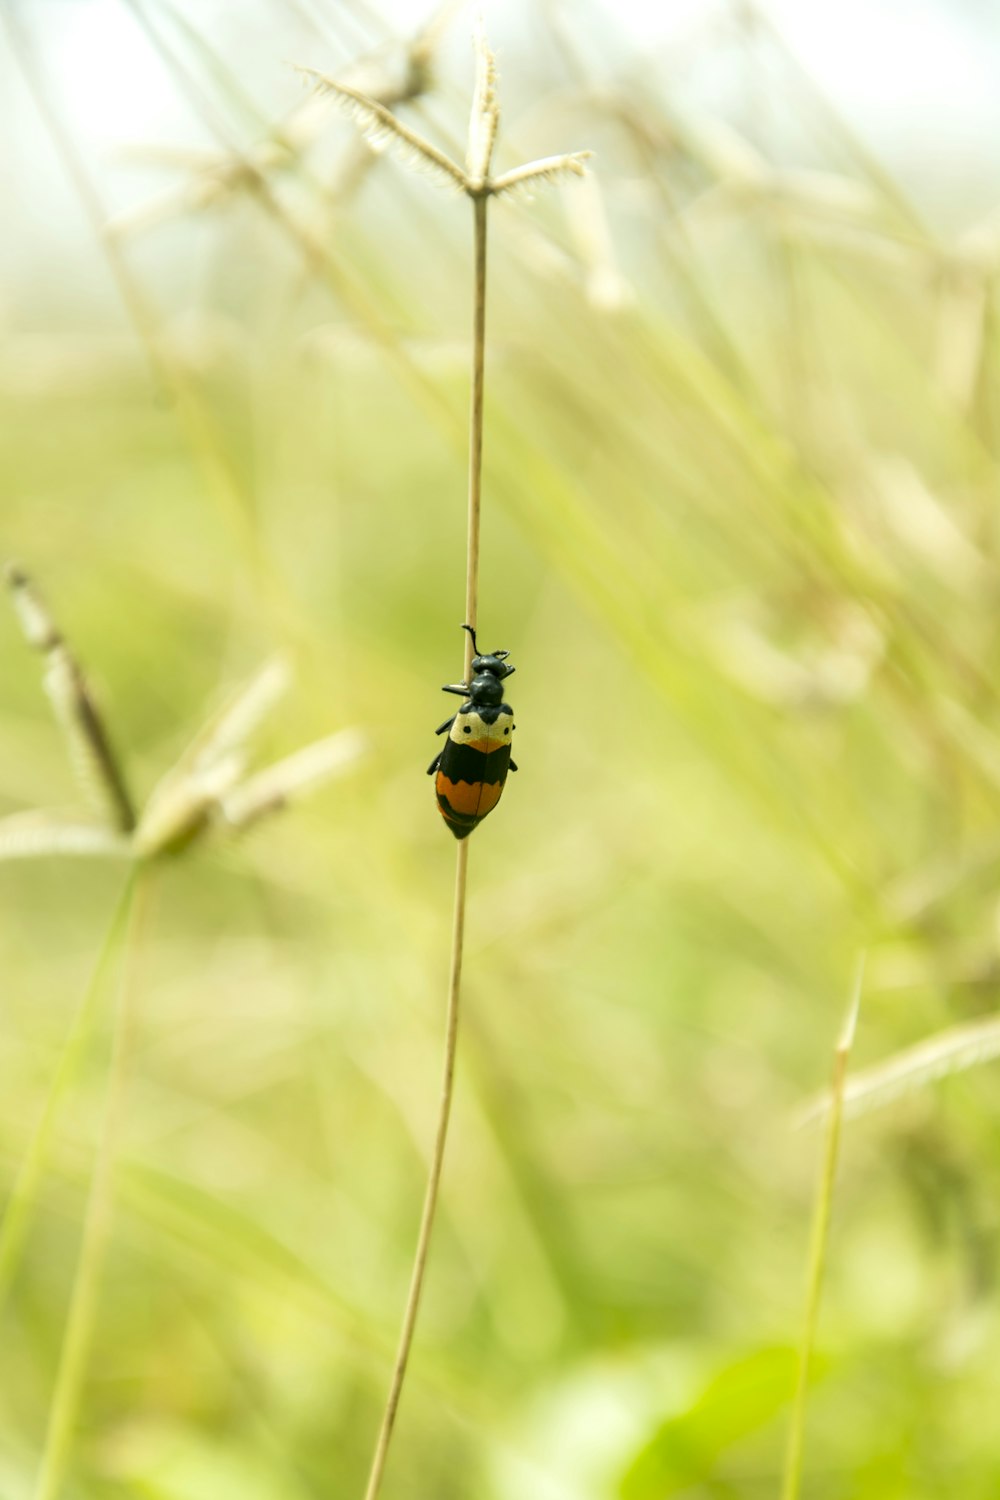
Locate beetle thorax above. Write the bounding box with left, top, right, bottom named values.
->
left=468, top=672, right=504, bottom=706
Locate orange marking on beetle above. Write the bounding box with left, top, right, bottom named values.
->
left=437, top=776, right=481, bottom=816
left=437, top=776, right=504, bottom=818
left=474, top=781, right=503, bottom=815
left=464, top=736, right=508, bottom=753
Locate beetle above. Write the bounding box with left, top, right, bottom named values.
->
left=427, top=624, right=517, bottom=839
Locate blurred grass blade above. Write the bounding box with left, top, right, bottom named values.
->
left=796, top=1011, right=1000, bottom=1128
left=621, top=1345, right=800, bottom=1496
left=184, top=655, right=292, bottom=775
left=0, top=877, right=136, bottom=1316
left=220, top=726, right=367, bottom=830
left=0, top=812, right=132, bottom=862
left=781, top=954, right=864, bottom=1500
left=32, top=873, right=152, bottom=1500
left=6, top=566, right=136, bottom=834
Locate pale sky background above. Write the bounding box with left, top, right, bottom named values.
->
left=27, top=0, right=999, bottom=151
left=3, top=0, right=1000, bottom=296
left=9, top=0, right=1000, bottom=162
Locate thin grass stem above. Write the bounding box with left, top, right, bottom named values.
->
left=32, top=870, right=154, bottom=1500
left=362, top=162, right=490, bottom=1500
left=465, top=193, right=487, bottom=657
left=0, top=877, right=137, bottom=1317
left=780, top=953, right=865, bottom=1500
left=362, top=839, right=470, bottom=1500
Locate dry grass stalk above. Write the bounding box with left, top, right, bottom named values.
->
left=298, top=20, right=589, bottom=1500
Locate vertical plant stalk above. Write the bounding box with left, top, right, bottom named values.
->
left=0, top=877, right=137, bottom=1317
left=296, top=33, right=586, bottom=1495
left=464, top=194, right=488, bottom=651
left=363, top=838, right=470, bottom=1500
left=362, top=186, right=489, bottom=1500
left=33, top=871, right=154, bottom=1500
left=780, top=953, right=865, bottom=1500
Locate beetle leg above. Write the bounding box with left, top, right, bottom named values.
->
left=441, top=682, right=468, bottom=697
left=435, top=715, right=456, bottom=735
left=509, top=759, right=519, bottom=772
left=427, top=752, right=443, bottom=776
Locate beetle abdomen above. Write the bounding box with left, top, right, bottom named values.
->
left=435, top=708, right=513, bottom=839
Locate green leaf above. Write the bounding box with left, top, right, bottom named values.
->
left=620, top=1345, right=799, bottom=1498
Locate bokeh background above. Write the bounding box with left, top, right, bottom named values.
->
left=4, top=1, right=1000, bottom=1495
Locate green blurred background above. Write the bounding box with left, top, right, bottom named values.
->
left=4, top=1, right=1000, bottom=1495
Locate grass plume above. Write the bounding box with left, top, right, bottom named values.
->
left=6, top=566, right=136, bottom=834
left=796, top=1010, right=1000, bottom=1129
left=0, top=566, right=365, bottom=865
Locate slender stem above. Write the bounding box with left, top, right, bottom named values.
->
left=362, top=190, right=489, bottom=1500
left=362, top=841, right=470, bottom=1500
left=781, top=954, right=865, bottom=1500
left=0, top=876, right=136, bottom=1317
left=32, top=871, right=154, bottom=1500
left=465, top=193, right=488, bottom=657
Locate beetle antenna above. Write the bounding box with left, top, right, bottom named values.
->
left=462, top=622, right=479, bottom=656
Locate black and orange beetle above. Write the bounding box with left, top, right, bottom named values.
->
left=427, top=624, right=518, bottom=839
